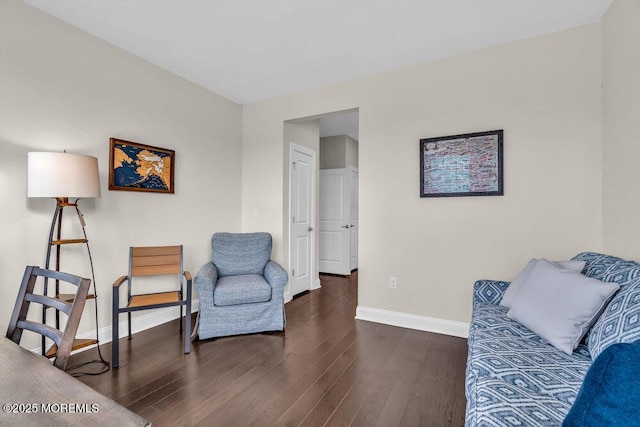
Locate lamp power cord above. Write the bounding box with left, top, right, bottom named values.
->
left=65, top=203, right=110, bottom=377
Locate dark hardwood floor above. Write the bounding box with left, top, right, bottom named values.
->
left=70, top=272, right=468, bottom=426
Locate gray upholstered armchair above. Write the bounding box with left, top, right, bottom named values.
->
left=194, top=232, right=288, bottom=339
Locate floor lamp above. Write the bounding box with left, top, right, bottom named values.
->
left=27, top=152, right=101, bottom=359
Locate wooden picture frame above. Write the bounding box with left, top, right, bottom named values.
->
left=420, top=130, right=503, bottom=198
left=109, top=138, right=175, bottom=193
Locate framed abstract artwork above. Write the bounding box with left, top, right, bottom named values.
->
left=109, top=138, right=175, bottom=193
left=420, top=129, right=503, bottom=198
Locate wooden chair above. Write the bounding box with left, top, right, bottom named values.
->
left=6, top=266, right=91, bottom=371
left=112, top=245, right=192, bottom=368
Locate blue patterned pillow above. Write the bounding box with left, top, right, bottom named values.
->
left=573, top=252, right=640, bottom=285
left=587, top=278, right=640, bottom=360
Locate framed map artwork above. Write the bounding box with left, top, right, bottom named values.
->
left=109, top=138, right=175, bottom=193
left=420, top=130, right=503, bottom=198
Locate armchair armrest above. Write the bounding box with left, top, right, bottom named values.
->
left=264, top=260, right=288, bottom=295
left=112, top=276, right=129, bottom=311
left=194, top=262, right=218, bottom=306
left=112, top=275, right=128, bottom=288
left=473, top=280, right=510, bottom=307
left=183, top=270, right=193, bottom=307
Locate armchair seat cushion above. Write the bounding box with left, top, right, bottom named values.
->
left=214, top=274, right=272, bottom=306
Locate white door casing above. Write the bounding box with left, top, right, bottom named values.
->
left=289, top=144, right=315, bottom=297
left=319, top=168, right=358, bottom=275
left=350, top=168, right=359, bottom=271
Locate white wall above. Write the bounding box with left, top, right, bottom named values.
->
left=320, top=136, right=347, bottom=169
left=242, top=24, right=603, bottom=326
left=345, top=135, right=359, bottom=169
left=602, top=0, right=640, bottom=260
left=320, top=135, right=359, bottom=169
left=0, top=0, right=243, bottom=349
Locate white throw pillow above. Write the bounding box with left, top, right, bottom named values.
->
left=500, top=258, right=586, bottom=308
left=507, top=259, right=619, bottom=355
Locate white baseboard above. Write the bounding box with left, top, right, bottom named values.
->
left=284, top=278, right=321, bottom=304
left=31, top=300, right=199, bottom=354
left=355, top=306, right=469, bottom=338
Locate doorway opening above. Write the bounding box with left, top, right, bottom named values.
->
left=285, top=109, right=359, bottom=301
left=318, top=112, right=359, bottom=276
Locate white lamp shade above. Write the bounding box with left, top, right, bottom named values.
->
left=28, top=152, right=101, bottom=198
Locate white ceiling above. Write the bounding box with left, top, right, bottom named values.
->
left=25, top=0, right=612, bottom=105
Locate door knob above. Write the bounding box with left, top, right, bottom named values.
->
left=308, top=227, right=313, bottom=232
left=341, top=225, right=350, bottom=229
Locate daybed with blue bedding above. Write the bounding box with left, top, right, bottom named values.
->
left=465, top=252, right=640, bottom=426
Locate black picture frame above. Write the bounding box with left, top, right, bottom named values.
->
left=420, top=130, right=503, bottom=198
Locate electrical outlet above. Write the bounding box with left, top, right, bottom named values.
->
left=389, top=277, right=397, bottom=289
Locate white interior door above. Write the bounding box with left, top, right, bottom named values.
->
left=319, top=169, right=350, bottom=275
left=350, top=169, right=358, bottom=270
left=290, top=145, right=315, bottom=296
